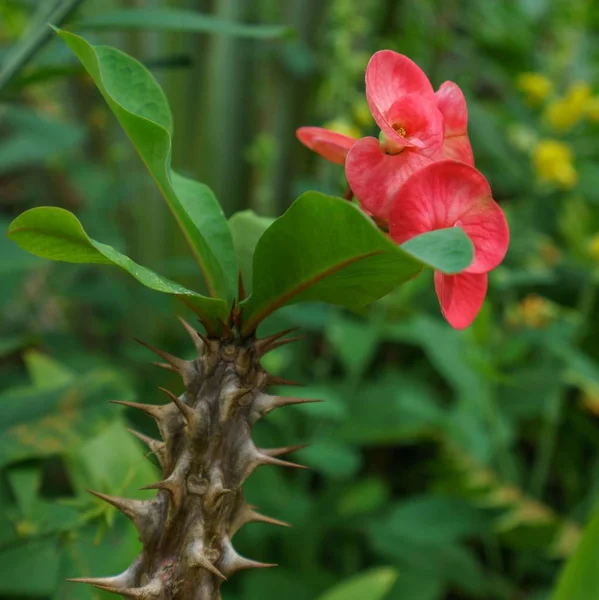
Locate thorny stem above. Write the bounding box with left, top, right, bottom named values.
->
left=69, top=320, right=314, bottom=599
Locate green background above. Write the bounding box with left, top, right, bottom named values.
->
left=2, top=0, right=599, bottom=599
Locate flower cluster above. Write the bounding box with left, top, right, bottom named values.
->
left=533, top=139, right=577, bottom=189
left=517, top=73, right=599, bottom=190
left=297, top=50, right=509, bottom=329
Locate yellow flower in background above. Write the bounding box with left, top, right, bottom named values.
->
left=322, top=119, right=362, bottom=140
left=532, top=139, right=577, bottom=188
left=586, top=96, right=599, bottom=122
left=517, top=72, right=553, bottom=105
left=544, top=82, right=592, bottom=131
left=516, top=294, right=556, bottom=328
left=588, top=233, right=599, bottom=263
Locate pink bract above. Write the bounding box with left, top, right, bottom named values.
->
left=365, top=50, right=435, bottom=132
left=389, top=160, right=509, bottom=328
left=434, top=81, right=474, bottom=165
left=434, top=271, right=488, bottom=329
left=345, top=137, right=432, bottom=219
left=296, top=127, right=357, bottom=165
left=389, top=160, right=509, bottom=274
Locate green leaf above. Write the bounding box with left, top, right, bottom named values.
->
left=337, top=477, right=391, bottom=517
left=55, top=28, right=235, bottom=304
left=24, top=350, right=75, bottom=390
left=7, top=206, right=227, bottom=320
left=54, top=521, right=141, bottom=600
left=316, top=567, right=398, bottom=600
left=400, top=227, right=474, bottom=274
left=171, top=171, right=238, bottom=300
left=296, top=440, right=362, bottom=479
left=228, top=210, right=274, bottom=293
left=552, top=504, right=599, bottom=600
left=74, top=8, right=294, bottom=39
left=0, top=368, right=132, bottom=467
left=240, top=192, right=422, bottom=332
left=7, top=468, right=40, bottom=516
left=0, top=540, right=61, bottom=596
left=69, top=419, right=159, bottom=500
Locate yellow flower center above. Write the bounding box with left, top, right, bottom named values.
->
left=393, top=123, right=407, bottom=137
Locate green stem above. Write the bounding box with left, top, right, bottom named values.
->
left=0, top=0, right=87, bottom=93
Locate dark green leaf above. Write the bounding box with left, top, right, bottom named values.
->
left=229, top=210, right=274, bottom=293
left=172, top=171, right=238, bottom=300
left=240, top=192, right=422, bottom=332
left=7, top=206, right=227, bottom=319
left=56, top=29, right=235, bottom=305
left=74, top=8, right=294, bottom=39
left=400, top=227, right=474, bottom=274
left=24, top=350, right=75, bottom=390
left=296, top=440, right=362, bottom=479
left=0, top=368, right=132, bottom=467
left=552, top=505, right=599, bottom=600
left=0, top=540, right=61, bottom=596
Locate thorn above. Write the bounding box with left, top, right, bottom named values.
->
left=135, top=338, right=187, bottom=373
left=255, top=327, right=299, bottom=356
left=67, top=556, right=142, bottom=590
left=249, top=394, right=323, bottom=423
left=258, top=395, right=323, bottom=415
left=265, top=375, right=303, bottom=387
left=140, top=480, right=182, bottom=512
left=260, top=454, right=309, bottom=470
left=159, top=387, right=194, bottom=422
left=110, top=400, right=167, bottom=421
left=152, top=361, right=177, bottom=373
left=225, top=387, right=253, bottom=405
left=86, top=490, right=151, bottom=524
left=221, top=544, right=277, bottom=575
left=190, top=553, right=227, bottom=580
left=205, top=481, right=232, bottom=509
left=127, top=428, right=167, bottom=469
left=234, top=347, right=252, bottom=376
left=178, top=298, right=218, bottom=336
left=218, top=319, right=234, bottom=339
left=271, top=396, right=322, bottom=410
left=261, top=443, right=309, bottom=457
left=177, top=315, right=206, bottom=353
left=86, top=582, right=161, bottom=598
left=264, top=336, right=304, bottom=353
left=248, top=510, right=292, bottom=528
left=237, top=272, right=247, bottom=301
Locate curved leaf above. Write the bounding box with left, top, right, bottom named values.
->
left=74, top=8, right=294, bottom=39
left=7, top=207, right=227, bottom=319
left=552, top=505, right=599, bottom=600
left=240, top=192, right=423, bottom=333
left=400, top=227, right=474, bottom=274
left=55, top=29, right=236, bottom=303
left=172, top=171, right=238, bottom=300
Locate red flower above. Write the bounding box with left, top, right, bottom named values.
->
left=346, top=51, right=475, bottom=221
left=296, top=127, right=357, bottom=165
left=389, top=160, right=509, bottom=329
left=434, top=81, right=474, bottom=166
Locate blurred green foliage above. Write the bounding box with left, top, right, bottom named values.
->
left=3, top=0, right=599, bottom=599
